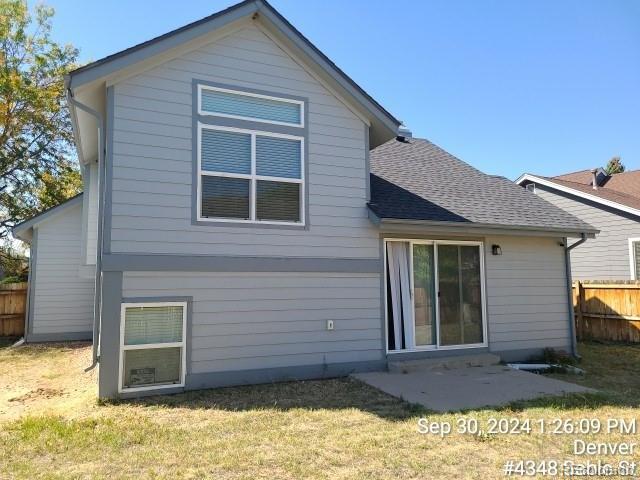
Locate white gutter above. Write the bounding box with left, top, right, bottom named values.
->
left=65, top=81, right=104, bottom=371
left=368, top=209, right=598, bottom=238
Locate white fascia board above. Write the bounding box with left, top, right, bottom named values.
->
left=516, top=174, right=640, bottom=219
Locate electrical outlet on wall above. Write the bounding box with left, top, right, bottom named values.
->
left=327, top=320, right=334, bottom=330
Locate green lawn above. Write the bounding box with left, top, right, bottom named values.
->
left=0, top=342, right=638, bottom=479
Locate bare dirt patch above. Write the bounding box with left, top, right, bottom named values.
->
left=8, top=387, right=66, bottom=403
left=0, top=342, right=96, bottom=420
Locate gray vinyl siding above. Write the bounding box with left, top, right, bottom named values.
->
left=484, top=236, right=571, bottom=354
left=84, top=161, right=99, bottom=265
left=535, top=186, right=640, bottom=280
left=110, top=24, right=377, bottom=258
left=122, top=271, right=383, bottom=373
left=31, top=204, right=95, bottom=335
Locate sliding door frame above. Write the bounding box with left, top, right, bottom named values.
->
left=384, top=238, right=488, bottom=354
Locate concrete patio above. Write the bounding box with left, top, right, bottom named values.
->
left=352, top=364, right=594, bottom=412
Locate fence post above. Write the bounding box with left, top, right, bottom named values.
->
left=575, top=280, right=584, bottom=340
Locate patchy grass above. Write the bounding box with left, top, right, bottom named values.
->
left=0, top=342, right=639, bottom=479
left=0, top=342, right=96, bottom=421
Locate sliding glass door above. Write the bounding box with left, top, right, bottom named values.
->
left=437, top=244, right=484, bottom=346
left=386, top=240, right=486, bottom=352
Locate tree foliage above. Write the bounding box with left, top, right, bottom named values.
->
left=0, top=243, right=27, bottom=282
left=605, top=156, right=625, bottom=175
left=0, top=0, right=81, bottom=242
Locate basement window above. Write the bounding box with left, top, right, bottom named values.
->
left=119, top=302, right=187, bottom=393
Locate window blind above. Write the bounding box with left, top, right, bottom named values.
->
left=201, top=88, right=301, bottom=125
left=201, top=129, right=251, bottom=174
left=256, top=136, right=302, bottom=179
left=124, top=306, right=183, bottom=345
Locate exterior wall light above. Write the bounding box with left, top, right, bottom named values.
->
left=492, top=245, right=502, bottom=256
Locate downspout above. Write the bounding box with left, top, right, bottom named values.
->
left=564, top=233, right=587, bottom=359
left=22, top=233, right=34, bottom=341
left=66, top=83, right=105, bottom=371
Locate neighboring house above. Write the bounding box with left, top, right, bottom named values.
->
left=517, top=169, right=640, bottom=280
left=13, top=0, right=596, bottom=399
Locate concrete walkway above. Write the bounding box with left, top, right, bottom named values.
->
left=352, top=365, right=594, bottom=412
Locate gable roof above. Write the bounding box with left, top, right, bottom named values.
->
left=66, top=0, right=399, bottom=147
left=12, top=194, right=83, bottom=243
left=369, top=138, right=597, bottom=236
left=600, top=170, right=640, bottom=198
left=516, top=171, right=640, bottom=218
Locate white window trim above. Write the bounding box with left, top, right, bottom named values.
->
left=118, top=301, right=188, bottom=394
left=197, top=84, right=305, bottom=128
left=383, top=238, right=489, bottom=354
left=628, top=238, right=640, bottom=280
left=196, top=123, right=305, bottom=226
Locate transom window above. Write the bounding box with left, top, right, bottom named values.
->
left=119, top=302, right=187, bottom=393
left=197, top=124, right=305, bottom=225
left=198, top=84, right=304, bottom=127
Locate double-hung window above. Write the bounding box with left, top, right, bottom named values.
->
left=196, top=84, right=305, bottom=225
left=119, top=302, right=187, bottom=393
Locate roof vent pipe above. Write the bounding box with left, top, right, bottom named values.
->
left=396, top=125, right=412, bottom=143
left=590, top=168, right=598, bottom=190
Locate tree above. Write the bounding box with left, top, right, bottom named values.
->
left=605, top=156, right=625, bottom=175
left=0, top=0, right=81, bottom=243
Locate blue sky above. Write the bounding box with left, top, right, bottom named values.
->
left=45, top=0, right=640, bottom=179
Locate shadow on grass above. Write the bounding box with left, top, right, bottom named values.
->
left=107, top=342, right=640, bottom=417
left=111, top=376, right=431, bottom=421
left=0, top=336, right=20, bottom=348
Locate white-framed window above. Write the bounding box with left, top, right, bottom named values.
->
left=198, top=84, right=304, bottom=128
left=196, top=123, right=305, bottom=225
left=118, top=301, right=187, bottom=393
left=525, top=183, right=536, bottom=193
left=628, top=238, right=640, bottom=280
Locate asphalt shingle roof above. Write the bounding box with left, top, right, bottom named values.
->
left=601, top=170, right=640, bottom=198
left=542, top=176, right=640, bottom=211
left=369, top=137, right=597, bottom=234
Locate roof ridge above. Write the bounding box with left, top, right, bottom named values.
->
left=551, top=168, right=596, bottom=178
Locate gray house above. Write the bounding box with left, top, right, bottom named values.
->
left=14, top=0, right=596, bottom=399
left=517, top=169, right=640, bottom=280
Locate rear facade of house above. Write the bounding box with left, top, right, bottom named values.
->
left=15, top=0, right=596, bottom=398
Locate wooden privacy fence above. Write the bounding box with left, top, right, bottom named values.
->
left=573, top=280, right=640, bottom=343
left=0, top=282, right=27, bottom=337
